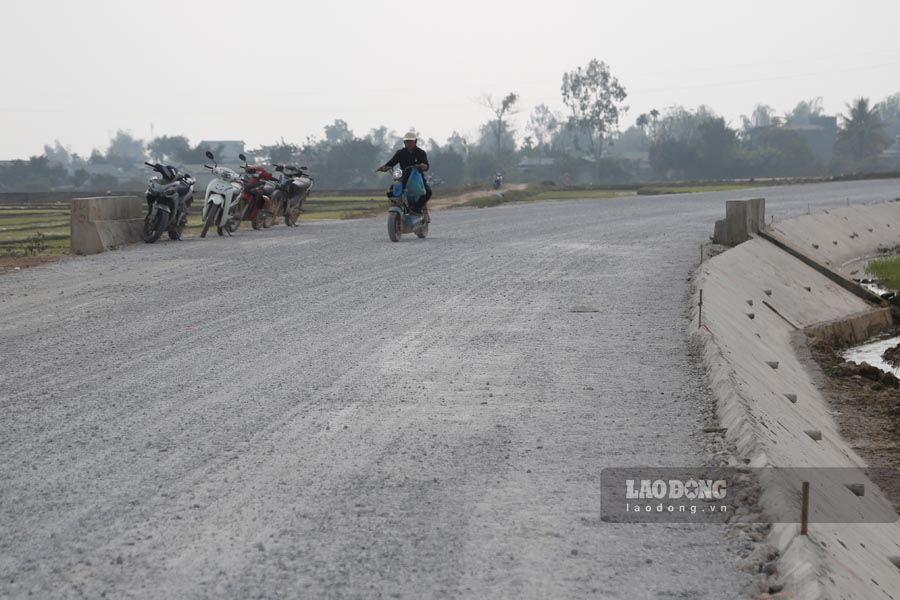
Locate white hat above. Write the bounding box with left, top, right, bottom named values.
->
left=403, top=131, right=418, bottom=141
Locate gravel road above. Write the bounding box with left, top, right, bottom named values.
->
left=1, top=179, right=898, bottom=599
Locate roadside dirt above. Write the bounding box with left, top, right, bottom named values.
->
left=428, top=183, right=529, bottom=210
left=809, top=333, right=900, bottom=512
left=0, top=254, right=68, bottom=275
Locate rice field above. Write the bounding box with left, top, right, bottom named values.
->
left=0, top=204, right=71, bottom=256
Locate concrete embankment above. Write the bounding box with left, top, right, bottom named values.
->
left=694, top=199, right=900, bottom=599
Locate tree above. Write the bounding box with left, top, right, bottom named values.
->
left=560, top=59, right=627, bottom=180
left=528, top=104, right=561, bottom=157
left=180, top=142, right=224, bottom=164
left=322, top=137, right=380, bottom=187
left=106, top=130, right=146, bottom=167
left=835, top=97, right=889, bottom=164
left=476, top=119, right=517, bottom=158
left=255, top=139, right=302, bottom=164
left=445, top=131, right=469, bottom=157
left=785, top=97, right=824, bottom=126
left=42, top=141, right=72, bottom=166
left=479, top=92, right=519, bottom=160
left=367, top=126, right=399, bottom=154
left=878, top=92, right=900, bottom=140
left=427, top=143, right=465, bottom=186
left=324, top=119, right=354, bottom=146
left=148, top=135, right=191, bottom=163
left=648, top=106, right=739, bottom=180
left=636, top=113, right=649, bottom=133
left=71, top=168, right=90, bottom=189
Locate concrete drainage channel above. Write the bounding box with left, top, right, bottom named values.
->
left=695, top=198, right=900, bottom=599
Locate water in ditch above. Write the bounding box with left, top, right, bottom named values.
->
left=842, top=336, right=900, bottom=375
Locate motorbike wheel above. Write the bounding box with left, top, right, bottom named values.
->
left=227, top=200, right=247, bottom=233
left=285, top=200, right=301, bottom=227
left=201, top=205, right=219, bottom=238
left=388, top=212, right=401, bottom=242
left=269, top=192, right=284, bottom=227
left=142, top=208, right=168, bottom=243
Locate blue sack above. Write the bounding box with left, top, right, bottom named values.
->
left=406, top=167, right=426, bottom=197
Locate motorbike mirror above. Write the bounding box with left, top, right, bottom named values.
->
left=205, top=151, right=214, bottom=160
left=238, top=153, right=247, bottom=162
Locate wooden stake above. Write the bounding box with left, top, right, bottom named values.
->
left=801, top=481, right=810, bottom=535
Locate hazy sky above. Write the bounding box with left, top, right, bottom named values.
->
left=2, top=0, right=900, bottom=159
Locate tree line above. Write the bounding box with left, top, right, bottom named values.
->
left=3, top=59, right=900, bottom=192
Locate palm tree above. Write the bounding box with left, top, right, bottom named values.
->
left=835, top=97, right=889, bottom=163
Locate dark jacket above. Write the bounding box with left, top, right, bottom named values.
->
left=384, top=147, right=429, bottom=173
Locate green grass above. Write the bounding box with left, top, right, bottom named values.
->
left=866, top=256, right=900, bottom=290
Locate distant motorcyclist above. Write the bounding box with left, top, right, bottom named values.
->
left=377, top=131, right=431, bottom=214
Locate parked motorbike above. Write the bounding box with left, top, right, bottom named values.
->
left=230, top=153, right=274, bottom=231
left=200, top=151, right=243, bottom=238
left=492, top=172, right=503, bottom=190
left=264, top=163, right=313, bottom=227
left=142, top=162, right=195, bottom=243
left=381, top=165, right=429, bottom=242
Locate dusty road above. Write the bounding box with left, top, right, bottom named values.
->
left=1, top=179, right=898, bottom=598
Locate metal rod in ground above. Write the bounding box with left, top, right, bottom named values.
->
left=698, top=289, right=703, bottom=329
left=801, top=481, right=810, bottom=535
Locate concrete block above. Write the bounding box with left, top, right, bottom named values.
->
left=70, top=196, right=145, bottom=255
left=712, top=198, right=767, bottom=246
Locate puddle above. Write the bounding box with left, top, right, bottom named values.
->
left=842, top=336, right=900, bottom=376
left=860, top=279, right=894, bottom=297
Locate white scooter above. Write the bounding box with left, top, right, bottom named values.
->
left=200, top=150, right=243, bottom=237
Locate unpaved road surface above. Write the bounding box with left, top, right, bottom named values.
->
left=1, top=179, right=898, bottom=599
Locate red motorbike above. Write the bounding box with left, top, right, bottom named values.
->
left=232, top=152, right=275, bottom=231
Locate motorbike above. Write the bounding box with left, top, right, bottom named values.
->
left=492, top=172, right=503, bottom=190
left=264, top=163, right=313, bottom=227
left=230, top=153, right=275, bottom=231
left=142, top=162, right=195, bottom=243
left=382, top=165, right=429, bottom=242
left=200, top=151, right=243, bottom=238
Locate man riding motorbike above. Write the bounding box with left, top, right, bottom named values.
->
left=377, top=131, right=431, bottom=214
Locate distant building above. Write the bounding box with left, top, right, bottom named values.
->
left=880, top=134, right=900, bottom=162
left=783, top=115, right=838, bottom=162
left=199, top=140, right=245, bottom=161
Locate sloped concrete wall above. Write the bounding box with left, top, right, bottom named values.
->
left=70, top=196, right=145, bottom=255
left=694, top=200, right=900, bottom=599
left=767, top=200, right=900, bottom=276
